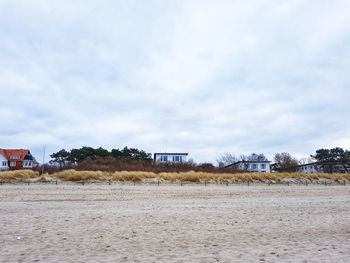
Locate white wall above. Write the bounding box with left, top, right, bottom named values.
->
left=0, top=154, right=9, bottom=170
left=247, top=162, right=270, bottom=173
left=155, top=154, right=187, bottom=163
left=234, top=162, right=271, bottom=173
left=297, top=164, right=319, bottom=174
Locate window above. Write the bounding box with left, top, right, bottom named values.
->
left=252, top=164, right=258, bottom=170
left=173, top=156, right=182, bottom=162
left=2, top=161, right=7, bottom=166
left=10, top=162, right=16, bottom=167
left=24, top=161, right=32, bottom=167
left=160, top=156, right=168, bottom=162
left=11, top=155, right=20, bottom=160
left=260, top=164, right=266, bottom=169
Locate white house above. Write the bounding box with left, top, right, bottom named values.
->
left=0, top=150, right=9, bottom=171
left=296, top=162, right=319, bottom=174
left=154, top=153, right=188, bottom=163
left=225, top=160, right=271, bottom=173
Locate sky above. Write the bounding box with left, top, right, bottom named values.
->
left=1, top=0, right=350, bottom=164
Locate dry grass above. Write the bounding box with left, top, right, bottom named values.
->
left=53, top=170, right=109, bottom=181
left=0, top=170, right=40, bottom=181
left=52, top=170, right=350, bottom=183
left=2, top=169, right=349, bottom=183
left=111, top=171, right=155, bottom=182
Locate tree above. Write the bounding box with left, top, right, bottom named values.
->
left=298, top=157, right=314, bottom=165
left=49, top=149, right=70, bottom=168
left=216, top=152, right=238, bottom=167
left=311, top=147, right=350, bottom=173
left=111, top=146, right=152, bottom=162
left=239, top=153, right=268, bottom=162
left=68, top=146, right=110, bottom=164
left=273, top=152, right=299, bottom=172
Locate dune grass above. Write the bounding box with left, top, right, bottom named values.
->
left=1, top=169, right=349, bottom=183
left=50, top=170, right=350, bottom=183
left=53, top=169, right=109, bottom=181
left=0, top=170, right=40, bottom=181
left=111, top=171, right=156, bottom=182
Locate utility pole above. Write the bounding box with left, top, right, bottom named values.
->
left=41, top=145, right=46, bottom=175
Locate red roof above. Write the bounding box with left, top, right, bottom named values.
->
left=0, top=149, right=31, bottom=161
left=0, top=149, right=6, bottom=158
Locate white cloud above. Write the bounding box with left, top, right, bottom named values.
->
left=0, top=0, right=349, bottom=163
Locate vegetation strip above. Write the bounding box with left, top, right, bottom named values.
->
left=0, top=170, right=349, bottom=183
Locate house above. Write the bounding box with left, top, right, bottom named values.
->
left=296, top=162, right=319, bottom=174
left=296, top=161, right=350, bottom=174
left=0, top=149, right=35, bottom=170
left=0, top=149, right=9, bottom=171
left=225, top=160, right=271, bottom=173
left=154, top=153, right=188, bottom=164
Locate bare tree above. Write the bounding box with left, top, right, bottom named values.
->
left=241, top=153, right=268, bottom=162
left=298, top=157, right=314, bottom=165
left=216, top=152, right=238, bottom=167
left=274, top=152, right=299, bottom=172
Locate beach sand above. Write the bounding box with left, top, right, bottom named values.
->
left=0, top=183, right=349, bottom=262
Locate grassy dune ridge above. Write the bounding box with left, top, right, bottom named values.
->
left=0, top=170, right=39, bottom=180
left=1, top=169, right=348, bottom=183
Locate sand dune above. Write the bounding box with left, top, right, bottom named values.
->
left=0, top=184, right=349, bottom=262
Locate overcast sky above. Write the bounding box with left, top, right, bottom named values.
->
left=1, top=0, right=350, bottom=163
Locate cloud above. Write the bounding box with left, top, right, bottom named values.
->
left=0, top=0, right=350, bottom=163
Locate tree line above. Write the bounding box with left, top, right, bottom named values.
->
left=50, top=146, right=153, bottom=168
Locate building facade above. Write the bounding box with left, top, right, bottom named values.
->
left=153, top=153, right=188, bottom=164
left=296, top=162, right=349, bottom=174
left=225, top=160, right=271, bottom=173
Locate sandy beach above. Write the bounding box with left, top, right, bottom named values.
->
left=0, top=183, right=349, bottom=262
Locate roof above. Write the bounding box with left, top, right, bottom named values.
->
left=0, top=149, right=31, bottom=161
left=0, top=149, right=6, bottom=159
left=295, top=162, right=319, bottom=168
left=154, top=153, right=189, bottom=156
left=294, top=161, right=350, bottom=168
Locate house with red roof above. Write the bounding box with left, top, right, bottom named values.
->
left=0, top=149, right=35, bottom=170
